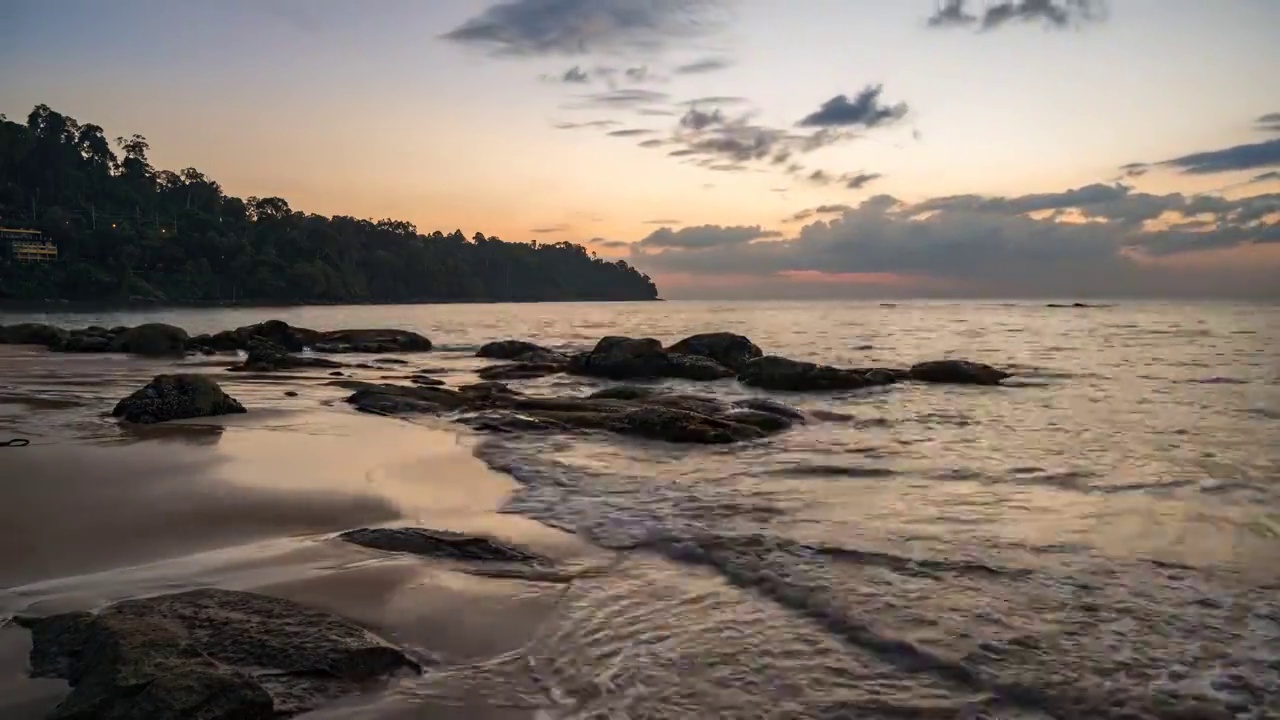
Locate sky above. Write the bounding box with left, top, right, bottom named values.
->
left=1, top=0, right=1278, bottom=298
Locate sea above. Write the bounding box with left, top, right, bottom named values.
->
left=1, top=299, right=1278, bottom=719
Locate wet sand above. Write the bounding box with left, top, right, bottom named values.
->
left=0, top=403, right=597, bottom=719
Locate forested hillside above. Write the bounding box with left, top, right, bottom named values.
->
left=0, top=105, right=658, bottom=304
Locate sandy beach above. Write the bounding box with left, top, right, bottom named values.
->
left=0, top=373, right=604, bottom=719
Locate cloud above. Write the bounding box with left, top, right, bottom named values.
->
left=797, top=85, right=909, bottom=129
left=530, top=224, right=571, bottom=233
left=678, top=96, right=751, bottom=106
left=842, top=171, right=882, bottom=189
left=608, top=128, right=656, bottom=137
left=1251, top=171, right=1280, bottom=184
left=571, top=88, right=670, bottom=109
left=1159, top=138, right=1280, bottom=175
left=673, top=57, right=734, bottom=74
left=441, top=0, right=730, bottom=56
left=644, top=218, right=682, bottom=224
left=1119, top=162, right=1149, bottom=178
left=1256, top=112, right=1280, bottom=134
left=592, top=237, right=631, bottom=249
left=558, top=65, right=590, bottom=83
left=927, top=0, right=1107, bottom=31
left=629, top=185, right=1280, bottom=296
left=785, top=204, right=852, bottom=223
left=638, top=224, right=782, bottom=249
left=554, top=119, right=620, bottom=129
left=678, top=107, right=725, bottom=130
left=638, top=138, right=667, bottom=148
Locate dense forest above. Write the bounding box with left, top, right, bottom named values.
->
left=0, top=105, right=658, bottom=304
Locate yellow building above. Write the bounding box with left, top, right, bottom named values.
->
left=1, top=228, right=58, bottom=262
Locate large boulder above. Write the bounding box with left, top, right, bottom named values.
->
left=477, top=339, right=553, bottom=360
left=52, top=329, right=113, bottom=353
left=569, top=336, right=734, bottom=381
left=908, top=359, right=1011, bottom=385
left=109, top=322, right=190, bottom=356
left=667, top=332, right=763, bottom=372
left=314, top=328, right=431, bottom=353
left=112, top=374, right=246, bottom=424
left=16, top=588, right=423, bottom=720
left=0, top=322, right=68, bottom=347
left=738, top=355, right=898, bottom=391
left=477, top=361, right=565, bottom=381
left=339, top=527, right=544, bottom=563
left=237, top=339, right=344, bottom=372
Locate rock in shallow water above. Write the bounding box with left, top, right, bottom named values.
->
left=568, top=336, right=736, bottom=381
left=108, top=323, right=190, bottom=356
left=16, top=588, right=423, bottom=720
left=667, top=332, right=763, bottom=372
left=339, top=527, right=544, bottom=563
left=738, top=355, right=899, bottom=391
left=908, top=359, right=1010, bottom=385
left=112, top=374, right=246, bottom=424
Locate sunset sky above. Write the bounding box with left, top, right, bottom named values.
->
left=2, top=0, right=1277, bottom=298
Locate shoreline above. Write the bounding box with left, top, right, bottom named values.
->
left=0, top=296, right=664, bottom=312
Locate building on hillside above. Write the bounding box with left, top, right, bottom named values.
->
left=1, top=227, right=58, bottom=262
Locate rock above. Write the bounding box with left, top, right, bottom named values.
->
left=239, top=319, right=321, bottom=352
left=410, top=375, right=446, bottom=387
left=477, top=361, right=565, bottom=381
left=284, top=391, right=299, bottom=397
left=738, top=355, right=896, bottom=391
left=237, top=339, right=344, bottom=372
left=908, top=359, right=1011, bottom=385
left=733, top=397, right=807, bottom=421
left=54, top=333, right=112, bottom=353
left=112, top=374, right=247, bottom=424
left=376, top=357, right=409, bottom=364
left=611, top=405, right=765, bottom=444
left=0, top=322, right=68, bottom=347
left=588, top=385, right=660, bottom=401
left=109, top=323, right=190, bottom=356
left=339, top=527, right=543, bottom=563
left=477, top=339, right=553, bottom=360
left=667, top=332, right=763, bottom=372
left=16, top=588, right=423, bottom=719
left=315, top=329, right=431, bottom=352
left=570, top=336, right=734, bottom=381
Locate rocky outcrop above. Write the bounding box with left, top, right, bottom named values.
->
left=477, top=339, right=552, bottom=360
left=112, top=374, right=247, bottom=424
left=339, top=527, right=544, bottom=563
left=667, top=332, right=763, bottom=372
left=312, top=328, right=432, bottom=353
left=0, top=322, right=69, bottom=347
left=908, top=359, right=1011, bottom=385
left=234, top=339, right=344, bottom=372
left=477, top=361, right=566, bottom=381
left=344, top=381, right=800, bottom=444
left=16, top=588, right=423, bottom=720
left=738, top=355, right=902, bottom=391
left=568, top=336, right=735, bottom=381
left=108, top=323, right=190, bottom=356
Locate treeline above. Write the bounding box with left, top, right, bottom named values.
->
left=0, top=105, right=658, bottom=304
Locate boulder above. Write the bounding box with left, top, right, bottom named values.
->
left=339, top=527, right=544, bottom=563
left=109, top=322, right=190, bottom=356
left=476, top=339, right=553, bottom=360
left=16, top=588, right=423, bottom=720
left=409, top=375, right=447, bottom=387
left=315, top=329, right=431, bottom=352
left=667, top=332, right=763, bottom=372
left=53, top=332, right=112, bottom=353
left=908, top=359, right=1011, bottom=385
left=113, top=374, right=246, bottom=424
left=237, top=339, right=344, bottom=372
left=569, top=336, right=734, bottom=381
left=477, top=361, right=565, bottom=381
left=738, top=355, right=897, bottom=391
left=0, top=322, right=68, bottom=347
left=664, top=353, right=737, bottom=381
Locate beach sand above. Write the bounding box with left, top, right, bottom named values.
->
left=0, top=399, right=599, bottom=719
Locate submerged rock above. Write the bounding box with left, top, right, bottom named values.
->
left=667, top=332, right=763, bottom=372
left=16, top=588, right=423, bottom=720
left=112, top=374, right=246, bottom=424
left=109, top=323, right=190, bottom=356
left=738, top=355, right=898, bottom=391
left=236, top=339, right=344, bottom=372
left=339, top=527, right=544, bottom=563
left=477, top=361, right=565, bottom=381
left=569, top=336, right=735, bottom=381
left=477, top=339, right=553, bottom=360
left=908, top=359, right=1011, bottom=385
left=314, top=328, right=432, bottom=353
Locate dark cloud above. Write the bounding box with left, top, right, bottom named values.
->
left=673, top=57, right=734, bottom=74
left=639, top=224, right=782, bottom=249
left=807, top=170, right=832, bottom=185
left=785, top=204, right=855, bottom=223
left=1159, top=138, right=1280, bottom=175
left=637, top=108, right=679, bottom=116
left=628, top=185, right=1280, bottom=297
left=1119, top=162, right=1149, bottom=178
left=1251, top=171, right=1280, bottom=184
left=679, top=107, right=726, bottom=130
left=572, top=88, right=670, bottom=109
left=608, top=128, right=656, bottom=137
left=442, top=0, right=730, bottom=56
left=1256, top=112, right=1280, bottom=134
left=678, top=96, right=751, bottom=106
left=592, top=237, right=631, bottom=249
left=530, top=224, right=570, bottom=233
left=842, top=171, right=882, bottom=189
left=927, top=0, right=1107, bottom=31
left=797, top=85, right=909, bottom=129
left=638, top=138, right=667, bottom=148
left=644, top=218, right=682, bottom=224
left=559, top=65, right=590, bottom=83
left=554, top=119, right=620, bottom=130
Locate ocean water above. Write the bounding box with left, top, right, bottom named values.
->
left=2, top=299, right=1278, bottom=718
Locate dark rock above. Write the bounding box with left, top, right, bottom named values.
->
left=738, top=355, right=893, bottom=391
left=109, top=323, right=190, bottom=356
left=733, top=397, right=807, bottom=421
left=570, top=336, right=733, bottom=381
left=240, top=319, right=321, bottom=351
left=611, top=405, right=765, bottom=444
left=477, top=361, right=564, bottom=381
left=477, top=339, right=553, bottom=360
left=908, top=359, right=1011, bottom=385
left=328, top=370, right=346, bottom=377
left=237, top=339, right=344, bottom=372
left=667, top=332, right=763, bottom=372
left=54, top=333, right=112, bottom=353
left=316, top=329, right=431, bottom=352
left=112, top=374, right=246, bottom=424
left=0, top=322, right=68, bottom=347
left=588, top=385, right=660, bottom=401
left=410, top=375, right=446, bottom=387
left=16, top=588, right=422, bottom=719
left=339, top=527, right=543, bottom=563
left=284, top=391, right=299, bottom=397
left=376, top=357, right=409, bottom=364
left=458, top=381, right=520, bottom=398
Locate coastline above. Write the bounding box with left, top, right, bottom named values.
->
left=0, top=296, right=664, bottom=312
